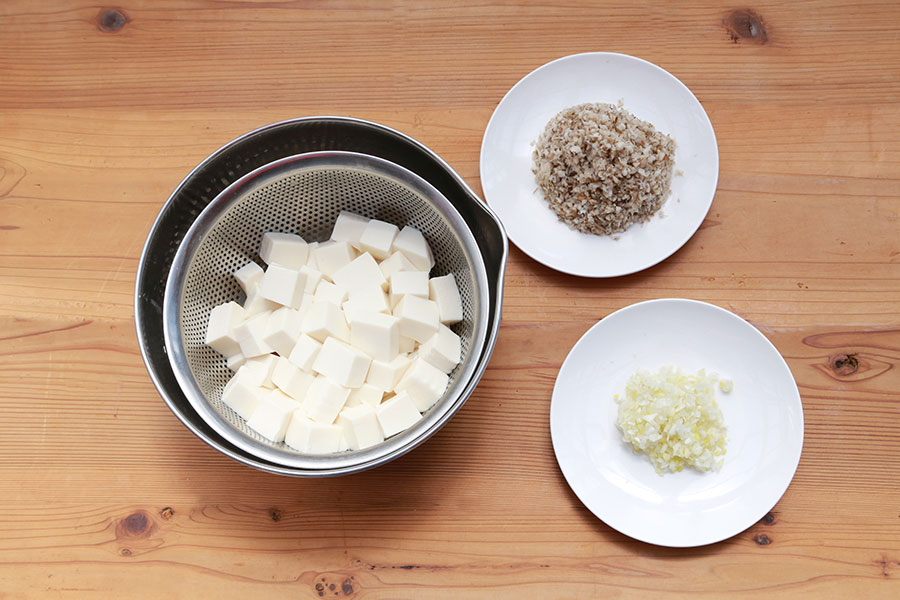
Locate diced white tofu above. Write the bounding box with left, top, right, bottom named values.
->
left=342, top=286, right=390, bottom=322
left=330, top=211, right=369, bottom=249
left=304, top=375, right=351, bottom=424
left=391, top=225, right=434, bottom=271
left=226, top=352, right=246, bottom=372
left=376, top=391, right=422, bottom=437
left=205, top=301, right=245, bottom=357
left=312, top=337, right=371, bottom=388
left=349, top=311, right=400, bottom=362
left=299, top=265, right=323, bottom=295
left=288, top=334, right=322, bottom=372
left=243, top=354, right=279, bottom=388
left=235, top=311, right=273, bottom=358
left=301, top=301, right=350, bottom=343
left=314, top=280, right=348, bottom=306
left=313, top=241, right=357, bottom=279
left=418, top=324, right=461, bottom=374
left=389, top=270, right=429, bottom=308
left=394, top=357, right=449, bottom=412
left=398, top=335, right=416, bottom=355
left=332, top=252, right=387, bottom=293
left=378, top=251, right=417, bottom=279
left=337, top=430, right=351, bottom=451
left=366, top=354, right=411, bottom=393
left=272, top=356, right=316, bottom=401
left=259, top=232, right=309, bottom=269
left=345, top=383, right=384, bottom=408
left=305, top=242, right=319, bottom=269
left=429, top=273, right=463, bottom=324
left=347, top=284, right=391, bottom=309
left=262, top=306, right=304, bottom=356
left=259, top=264, right=307, bottom=309
left=337, top=404, right=384, bottom=450
left=284, top=409, right=344, bottom=454
left=246, top=388, right=300, bottom=442
left=220, top=371, right=265, bottom=419
left=393, top=295, right=440, bottom=342
left=359, top=219, right=399, bottom=260
left=234, top=261, right=264, bottom=294
left=242, top=282, right=279, bottom=317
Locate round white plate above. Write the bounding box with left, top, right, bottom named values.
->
left=480, top=53, right=719, bottom=277
left=550, top=299, right=804, bottom=547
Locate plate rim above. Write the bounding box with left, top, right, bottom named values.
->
left=550, top=297, right=804, bottom=547
left=480, top=52, right=720, bottom=278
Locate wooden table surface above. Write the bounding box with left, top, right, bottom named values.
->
left=2, top=1, right=899, bottom=597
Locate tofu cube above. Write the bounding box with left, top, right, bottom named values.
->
left=312, top=337, right=371, bottom=388
left=305, top=242, right=319, bottom=269
left=366, top=354, right=411, bottom=392
left=299, top=265, right=323, bottom=295
left=347, top=285, right=391, bottom=311
left=349, top=311, right=400, bottom=362
left=235, top=311, right=273, bottom=358
left=391, top=225, right=434, bottom=271
left=345, top=383, right=384, bottom=408
left=205, top=301, right=245, bottom=357
left=378, top=250, right=417, bottom=279
left=302, top=301, right=350, bottom=343
left=330, top=210, right=369, bottom=249
left=313, top=241, right=357, bottom=279
left=393, top=295, right=440, bottom=342
left=242, top=354, right=279, bottom=388
left=284, top=409, right=344, bottom=454
left=288, top=334, right=322, bottom=372
left=394, top=357, right=449, bottom=412
left=246, top=389, right=300, bottom=442
left=429, top=273, right=463, bottom=324
left=304, top=375, right=351, bottom=424
left=262, top=306, right=304, bottom=356
left=242, top=282, right=279, bottom=317
left=234, top=261, right=264, bottom=294
left=221, top=371, right=265, bottom=419
left=272, top=356, right=316, bottom=401
left=332, top=252, right=387, bottom=294
left=314, top=280, right=348, bottom=306
left=342, top=286, right=391, bottom=322
left=376, top=391, right=422, bottom=437
left=359, top=219, right=399, bottom=260
left=418, top=325, right=461, bottom=373
left=226, top=352, right=246, bottom=372
left=259, top=232, right=309, bottom=269
left=389, top=270, right=430, bottom=307
left=337, top=404, right=384, bottom=450
left=398, top=335, right=416, bottom=355
left=259, top=264, right=307, bottom=308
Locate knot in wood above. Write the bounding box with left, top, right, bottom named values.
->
left=116, top=511, right=154, bottom=539
left=724, top=9, right=768, bottom=43
left=97, top=8, right=129, bottom=33
left=831, top=353, right=859, bottom=375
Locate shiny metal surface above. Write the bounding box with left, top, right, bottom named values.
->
left=164, top=151, right=488, bottom=471
left=135, top=117, right=508, bottom=476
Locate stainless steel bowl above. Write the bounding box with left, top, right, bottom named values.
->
left=135, top=117, right=508, bottom=476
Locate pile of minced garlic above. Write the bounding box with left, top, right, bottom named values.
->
left=615, top=366, right=732, bottom=474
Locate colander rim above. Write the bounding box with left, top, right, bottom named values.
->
left=163, top=149, right=491, bottom=472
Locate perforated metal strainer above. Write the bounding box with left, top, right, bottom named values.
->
left=163, top=151, right=489, bottom=473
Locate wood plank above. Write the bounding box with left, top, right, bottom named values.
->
left=0, top=0, right=898, bottom=597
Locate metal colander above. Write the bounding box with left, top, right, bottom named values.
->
left=163, top=151, right=489, bottom=472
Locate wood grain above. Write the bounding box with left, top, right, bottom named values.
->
left=1, top=0, right=899, bottom=597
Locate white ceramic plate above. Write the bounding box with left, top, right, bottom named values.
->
left=480, top=53, right=719, bottom=277
left=550, top=299, right=804, bottom=547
